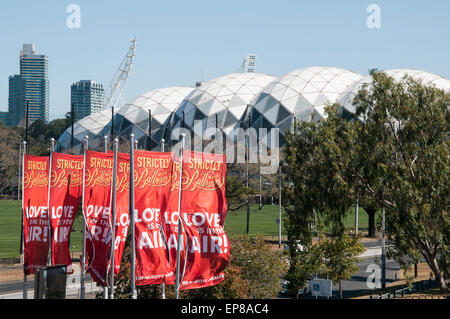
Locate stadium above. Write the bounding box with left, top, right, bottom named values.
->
left=57, top=66, right=450, bottom=152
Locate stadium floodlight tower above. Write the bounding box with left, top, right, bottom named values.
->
left=56, top=37, right=137, bottom=152
left=239, top=54, right=257, bottom=73
left=104, top=37, right=137, bottom=144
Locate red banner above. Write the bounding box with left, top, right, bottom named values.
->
left=83, top=150, right=113, bottom=285
left=22, top=154, right=50, bottom=275
left=112, top=152, right=130, bottom=275
left=49, top=152, right=84, bottom=274
left=134, top=150, right=175, bottom=285
left=167, top=150, right=230, bottom=290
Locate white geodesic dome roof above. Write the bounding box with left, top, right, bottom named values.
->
left=339, top=69, right=450, bottom=115
left=95, top=86, right=195, bottom=148
left=243, top=66, right=363, bottom=143
left=57, top=108, right=112, bottom=151
left=119, top=86, right=195, bottom=126
left=166, top=72, right=276, bottom=139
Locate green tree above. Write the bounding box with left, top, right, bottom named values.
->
left=283, top=120, right=322, bottom=246
left=282, top=104, right=362, bottom=295
left=0, top=115, right=72, bottom=195
left=225, top=163, right=249, bottom=211
left=29, top=119, right=49, bottom=144
left=22, top=115, right=71, bottom=155
left=229, top=235, right=287, bottom=298
left=0, top=122, right=21, bottom=195
left=225, top=161, right=278, bottom=213
left=282, top=70, right=449, bottom=293
left=320, top=232, right=364, bottom=299
left=283, top=230, right=363, bottom=299
left=107, top=234, right=286, bottom=299
left=352, top=70, right=450, bottom=291
left=104, top=243, right=249, bottom=299
left=47, top=117, right=72, bottom=141
left=284, top=103, right=365, bottom=236
left=283, top=239, right=325, bottom=294
left=181, top=265, right=250, bottom=299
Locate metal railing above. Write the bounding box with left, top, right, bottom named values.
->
left=370, top=278, right=441, bottom=299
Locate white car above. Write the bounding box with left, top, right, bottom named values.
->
left=280, top=279, right=311, bottom=297
left=283, top=240, right=304, bottom=253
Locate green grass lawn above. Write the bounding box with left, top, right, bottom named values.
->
left=224, top=204, right=286, bottom=238
left=0, top=200, right=22, bottom=259
left=343, top=206, right=380, bottom=233
left=0, top=200, right=84, bottom=259
left=0, top=200, right=378, bottom=259
left=224, top=203, right=379, bottom=238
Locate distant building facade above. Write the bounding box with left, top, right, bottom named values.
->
left=0, top=111, right=9, bottom=125
left=8, top=74, right=22, bottom=127
left=71, top=80, right=104, bottom=121
left=7, top=44, right=49, bottom=126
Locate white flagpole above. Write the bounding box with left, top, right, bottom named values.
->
left=17, top=137, right=22, bottom=201
left=103, top=138, right=108, bottom=299
left=130, top=134, right=137, bottom=299
left=175, top=133, right=186, bottom=299
left=21, top=141, right=27, bottom=299
left=355, top=196, right=359, bottom=235
left=47, top=138, right=55, bottom=266
left=381, top=205, right=386, bottom=289
left=109, top=138, right=119, bottom=299
left=104, top=135, right=108, bottom=153
left=278, top=166, right=282, bottom=248
left=80, top=136, right=88, bottom=299
left=160, top=138, right=166, bottom=299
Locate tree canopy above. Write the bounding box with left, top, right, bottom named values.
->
left=283, top=70, right=449, bottom=292
left=0, top=114, right=71, bottom=195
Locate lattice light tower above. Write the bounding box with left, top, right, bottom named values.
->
left=103, top=37, right=137, bottom=143
left=238, top=53, right=257, bottom=73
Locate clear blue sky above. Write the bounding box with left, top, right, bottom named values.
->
left=1, top=0, right=449, bottom=119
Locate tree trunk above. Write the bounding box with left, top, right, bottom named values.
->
left=366, top=208, right=376, bottom=237
left=428, top=256, right=448, bottom=293
left=339, top=281, right=343, bottom=299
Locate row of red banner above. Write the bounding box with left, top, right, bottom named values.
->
left=22, top=149, right=229, bottom=291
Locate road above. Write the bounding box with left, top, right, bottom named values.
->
left=279, top=239, right=403, bottom=299
left=0, top=240, right=401, bottom=299
left=334, top=255, right=401, bottom=298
